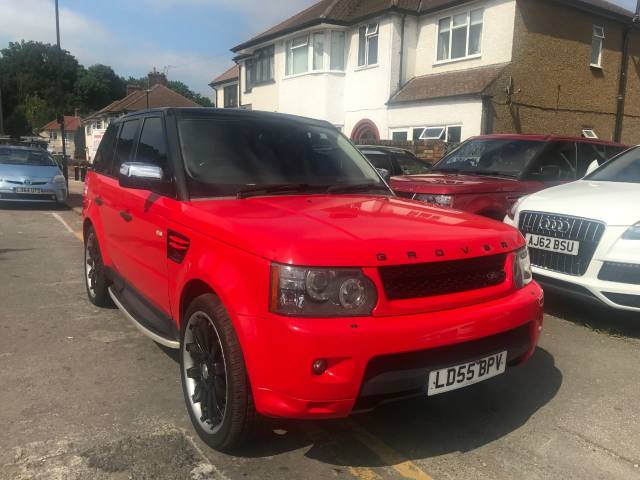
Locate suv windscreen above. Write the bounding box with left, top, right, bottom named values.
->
left=0, top=148, right=56, bottom=166
left=586, top=147, right=640, bottom=183
left=178, top=117, right=385, bottom=198
left=432, top=139, right=545, bottom=177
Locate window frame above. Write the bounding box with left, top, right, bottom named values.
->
left=330, top=30, right=346, bottom=71
left=358, top=22, right=380, bottom=68
left=223, top=84, right=238, bottom=108
left=591, top=24, right=604, bottom=68
left=435, top=8, right=484, bottom=64
left=245, top=45, right=275, bottom=92
left=284, top=29, right=347, bottom=78
left=416, top=125, right=463, bottom=142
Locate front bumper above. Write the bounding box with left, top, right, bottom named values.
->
left=531, top=226, right=640, bottom=312
left=0, top=184, right=68, bottom=203
left=237, top=282, right=544, bottom=419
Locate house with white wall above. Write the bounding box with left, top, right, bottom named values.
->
left=209, top=65, right=239, bottom=108
left=216, top=0, right=637, bottom=143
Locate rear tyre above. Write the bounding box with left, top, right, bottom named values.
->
left=84, top=226, right=112, bottom=307
left=180, top=294, right=257, bottom=451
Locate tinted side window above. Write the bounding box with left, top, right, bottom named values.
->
left=394, top=154, right=431, bottom=175
left=527, top=141, right=577, bottom=181
left=578, top=142, right=608, bottom=177
left=93, top=124, right=118, bottom=175
left=365, top=154, right=394, bottom=173
left=114, top=120, right=140, bottom=174
left=135, top=117, right=168, bottom=168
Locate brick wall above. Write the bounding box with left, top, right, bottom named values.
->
left=485, top=0, right=639, bottom=144
left=353, top=139, right=449, bottom=164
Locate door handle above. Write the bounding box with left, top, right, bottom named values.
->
left=94, top=196, right=103, bottom=206
left=119, top=211, right=133, bottom=222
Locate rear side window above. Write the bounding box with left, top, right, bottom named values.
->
left=526, top=141, right=577, bottom=181
left=394, top=154, right=430, bottom=175
left=135, top=117, right=168, bottom=169
left=114, top=120, right=140, bottom=174
left=93, top=124, right=118, bottom=175
left=365, top=154, right=394, bottom=173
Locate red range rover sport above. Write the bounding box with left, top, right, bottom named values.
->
left=391, top=134, right=627, bottom=220
left=83, top=109, right=543, bottom=450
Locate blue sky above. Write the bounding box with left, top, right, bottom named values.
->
left=0, top=0, right=636, bottom=98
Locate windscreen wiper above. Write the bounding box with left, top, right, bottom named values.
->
left=327, top=183, right=391, bottom=194
left=237, top=183, right=317, bottom=199
left=430, top=168, right=461, bottom=174
left=465, top=170, right=518, bottom=178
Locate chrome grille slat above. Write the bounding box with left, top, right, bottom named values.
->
left=519, top=211, right=605, bottom=277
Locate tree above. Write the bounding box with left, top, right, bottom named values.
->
left=126, top=76, right=213, bottom=107
left=76, top=64, right=126, bottom=112
left=0, top=40, right=80, bottom=132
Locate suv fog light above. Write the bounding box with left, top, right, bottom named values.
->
left=312, top=359, right=328, bottom=375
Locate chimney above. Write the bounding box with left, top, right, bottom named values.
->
left=148, top=67, right=168, bottom=88
left=127, top=85, right=142, bottom=96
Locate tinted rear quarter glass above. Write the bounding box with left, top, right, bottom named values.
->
left=93, top=124, right=119, bottom=175
left=114, top=119, right=141, bottom=175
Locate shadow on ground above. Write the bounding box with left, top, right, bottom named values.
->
left=544, top=291, right=640, bottom=339
left=0, top=201, right=69, bottom=211
left=219, top=347, right=561, bottom=468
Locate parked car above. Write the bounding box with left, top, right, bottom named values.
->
left=391, top=134, right=627, bottom=220
left=0, top=145, right=68, bottom=204
left=83, top=108, right=543, bottom=450
left=506, top=146, right=640, bottom=312
left=357, top=145, right=431, bottom=178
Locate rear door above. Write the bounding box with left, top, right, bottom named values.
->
left=114, top=115, right=174, bottom=316
left=101, top=118, right=142, bottom=276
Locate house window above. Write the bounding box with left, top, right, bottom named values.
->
left=313, top=32, right=325, bottom=70
left=286, top=35, right=309, bottom=75
left=246, top=45, right=274, bottom=91
left=591, top=25, right=604, bottom=67
left=437, top=8, right=483, bottom=62
left=52, top=131, right=58, bottom=140
left=224, top=85, right=238, bottom=108
left=392, top=131, right=408, bottom=141
left=416, top=125, right=462, bottom=142
left=330, top=31, right=346, bottom=70
left=582, top=128, right=598, bottom=139
left=358, top=23, right=379, bottom=67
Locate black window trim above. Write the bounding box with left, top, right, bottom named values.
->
left=112, top=118, right=143, bottom=178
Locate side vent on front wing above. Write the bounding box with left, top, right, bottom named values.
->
left=167, top=230, right=190, bottom=264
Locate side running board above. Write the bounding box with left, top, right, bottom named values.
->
left=108, top=287, right=180, bottom=349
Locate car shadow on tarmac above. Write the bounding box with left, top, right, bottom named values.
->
left=0, top=201, right=69, bottom=212
left=222, top=347, right=562, bottom=466
left=544, top=291, right=640, bottom=339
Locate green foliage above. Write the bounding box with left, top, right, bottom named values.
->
left=0, top=40, right=212, bottom=135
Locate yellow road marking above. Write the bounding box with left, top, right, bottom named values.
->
left=348, top=420, right=434, bottom=480
left=304, top=423, right=383, bottom=480
left=51, top=212, right=83, bottom=242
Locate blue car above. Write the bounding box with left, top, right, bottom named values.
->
left=0, top=146, right=68, bottom=204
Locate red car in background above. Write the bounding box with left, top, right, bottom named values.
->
left=391, top=134, right=627, bottom=221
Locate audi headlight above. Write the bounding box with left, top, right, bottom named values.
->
left=270, top=264, right=377, bottom=317
left=53, top=175, right=66, bottom=184
left=513, top=247, right=533, bottom=289
left=622, top=222, right=640, bottom=240
left=414, top=194, right=454, bottom=208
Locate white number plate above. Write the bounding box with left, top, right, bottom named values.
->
left=15, top=187, right=42, bottom=194
left=427, top=351, right=507, bottom=396
left=526, top=234, right=580, bottom=256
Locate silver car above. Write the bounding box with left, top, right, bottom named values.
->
left=0, top=146, right=68, bottom=204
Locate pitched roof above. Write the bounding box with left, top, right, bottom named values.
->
left=233, top=0, right=633, bottom=52
left=83, top=84, right=201, bottom=122
left=389, top=63, right=508, bottom=104
left=209, top=65, right=239, bottom=87
left=41, top=116, right=81, bottom=131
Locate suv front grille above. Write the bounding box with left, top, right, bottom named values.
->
left=519, top=211, right=605, bottom=276
left=378, top=254, right=507, bottom=301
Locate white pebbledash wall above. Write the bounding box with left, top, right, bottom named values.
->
left=236, top=0, right=515, bottom=141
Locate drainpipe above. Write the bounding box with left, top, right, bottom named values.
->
left=614, top=5, right=640, bottom=142
left=235, top=60, right=242, bottom=109
left=398, top=14, right=406, bottom=89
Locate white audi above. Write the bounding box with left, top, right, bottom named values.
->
left=506, top=147, right=640, bottom=312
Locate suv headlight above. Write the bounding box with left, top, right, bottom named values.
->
left=414, top=194, right=453, bottom=207
left=622, top=222, right=640, bottom=240
left=53, top=175, right=66, bottom=184
left=513, top=247, right=533, bottom=289
left=270, top=264, right=378, bottom=317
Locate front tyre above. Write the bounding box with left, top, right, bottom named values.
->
left=84, top=226, right=112, bottom=307
left=180, top=294, right=257, bottom=451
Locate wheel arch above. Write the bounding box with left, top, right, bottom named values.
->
left=179, top=279, right=217, bottom=329
left=82, top=218, right=93, bottom=241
